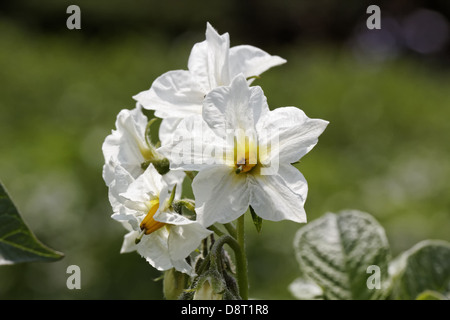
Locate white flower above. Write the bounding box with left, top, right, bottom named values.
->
left=102, top=104, right=184, bottom=202
left=102, top=104, right=163, bottom=184
left=133, top=22, right=286, bottom=142
left=160, top=74, right=329, bottom=227
left=111, top=164, right=212, bottom=275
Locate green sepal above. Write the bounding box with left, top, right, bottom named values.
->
left=249, top=206, right=263, bottom=234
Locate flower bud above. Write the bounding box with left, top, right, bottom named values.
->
left=163, top=268, right=188, bottom=300
left=141, top=157, right=170, bottom=175
left=192, top=270, right=225, bottom=300
left=193, top=279, right=223, bottom=300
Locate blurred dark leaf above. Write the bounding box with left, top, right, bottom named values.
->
left=0, top=182, right=64, bottom=265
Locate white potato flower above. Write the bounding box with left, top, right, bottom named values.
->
left=102, top=104, right=184, bottom=202
left=110, top=164, right=212, bottom=275
left=133, top=22, right=286, bottom=145
left=160, top=74, right=329, bottom=227
left=102, top=104, right=165, bottom=184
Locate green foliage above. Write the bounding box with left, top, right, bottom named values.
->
left=292, top=210, right=450, bottom=300
left=389, top=240, right=450, bottom=300
left=293, top=210, right=390, bottom=299
left=0, top=182, right=63, bottom=265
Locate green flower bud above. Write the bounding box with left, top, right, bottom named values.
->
left=141, top=157, right=170, bottom=175
left=193, top=279, right=223, bottom=300
left=192, top=270, right=226, bottom=300
left=163, top=268, right=188, bottom=300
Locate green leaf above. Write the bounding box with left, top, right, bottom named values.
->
left=415, top=290, right=447, bottom=300
left=0, top=182, right=64, bottom=265
left=293, top=210, right=391, bottom=300
left=389, top=240, right=450, bottom=300
left=249, top=206, right=262, bottom=234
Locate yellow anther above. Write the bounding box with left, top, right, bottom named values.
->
left=234, top=135, right=258, bottom=174
left=140, top=199, right=166, bottom=235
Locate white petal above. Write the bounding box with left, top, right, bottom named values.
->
left=154, top=209, right=193, bottom=225
left=158, top=115, right=231, bottom=171
left=249, top=171, right=307, bottom=223
left=107, top=161, right=135, bottom=210
left=133, top=70, right=205, bottom=119
left=229, top=45, right=286, bottom=81
left=137, top=228, right=173, bottom=271
left=189, top=23, right=231, bottom=90
left=102, top=106, right=148, bottom=179
left=188, top=41, right=211, bottom=92
left=120, top=164, right=164, bottom=203
left=168, top=223, right=212, bottom=261
left=202, top=74, right=269, bottom=139
left=111, top=205, right=140, bottom=230
left=158, top=118, right=183, bottom=147
left=102, top=160, right=115, bottom=187
left=277, top=164, right=309, bottom=200
left=120, top=230, right=139, bottom=253
left=257, top=107, right=329, bottom=164
left=161, top=169, right=185, bottom=199
left=193, top=166, right=250, bottom=227
left=171, top=258, right=194, bottom=275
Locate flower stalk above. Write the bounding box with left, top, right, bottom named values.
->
left=236, top=215, right=249, bottom=300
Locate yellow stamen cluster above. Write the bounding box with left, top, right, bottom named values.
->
left=234, top=135, right=258, bottom=174
left=140, top=199, right=165, bottom=235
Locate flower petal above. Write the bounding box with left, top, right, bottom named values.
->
left=120, top=230, right=139, bottom=254
left=137, top=228, right=173, bottom=271
left=249, top=170, right=307, bottom=223
left=158, top=118, right=183, bottom=147
left=170, top=258, right=194, bottom=275
left=158, top=115, right=231, bottom=171
left=202, top=74, right=269, bottom=139
left=102, top=106, right=149, bottom=179
left=106, top=161, right=134, bottom=209
left=257, top=107, right=329, bottom=164
left=120, top=164, right=164, bottom=203
left=161, top=169, right=185, bottom=199
left=193, top=166, right=250, bottom=227
left=111, top=205, right=140, bottom=231
left=133, top=70, right=204, bottom=119
left=187, top=40, right=210, bottom=91
left=168, top=223, right=212, bottom=261
left=277, top=164, right=309, bottom=200
left=189, top=22, right=231, bottom=90
left=229, top=45, right=286, bottom=82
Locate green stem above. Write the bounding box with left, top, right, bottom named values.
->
left=208, top=225, right=225, bottom=237
left=224, top=223, right=237, bottom=238
left=199, top=232, right=248, bottom=300
left=236, top=215, right=248, bottom=300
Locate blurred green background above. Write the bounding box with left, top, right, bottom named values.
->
left=0, top=0, right=449, bottom=299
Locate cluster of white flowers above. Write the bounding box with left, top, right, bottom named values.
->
left=102, top=22, right=328, bottom=277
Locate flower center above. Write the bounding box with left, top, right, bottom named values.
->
left=140, top=199, right=166, bottom=235
left=234, top=135, right=258, bottom=174
left=140, top=146, right=155, bottom=161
